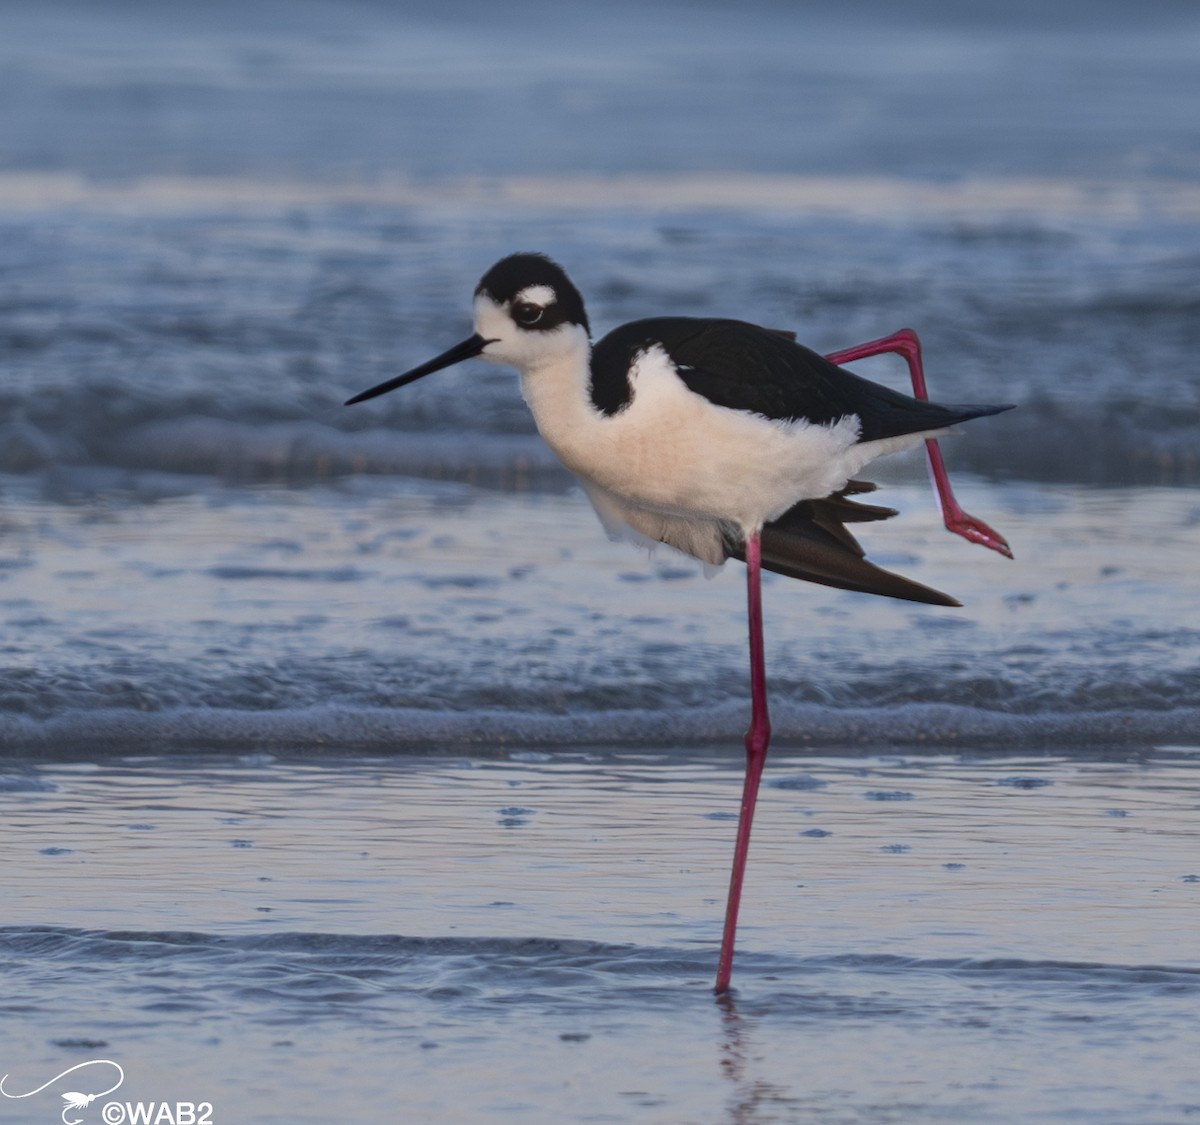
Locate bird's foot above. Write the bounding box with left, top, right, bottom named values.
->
left=944, top=510, right=1013, bottom=558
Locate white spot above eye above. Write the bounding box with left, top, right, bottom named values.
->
left=472, top=292, right=589, bottom=373
left=514, top=284, right=556, bottom=307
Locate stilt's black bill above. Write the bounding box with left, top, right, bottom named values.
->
left=344, top=334, right=494, bottom=405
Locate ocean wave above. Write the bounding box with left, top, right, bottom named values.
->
left=5, top=925, right=1198, bottom=1006
left=3, top=700, right=1198, bottom=754
left=3, top=187, right=1200, bottom=486
left=1, top=402, right=1198, bottom=488
left=3, top=173, right=1200, bottom=221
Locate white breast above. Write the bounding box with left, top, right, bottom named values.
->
left=524, top=343, right=899, bottom=528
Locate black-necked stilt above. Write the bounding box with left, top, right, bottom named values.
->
left=346, top=252, right=1013, bottom=995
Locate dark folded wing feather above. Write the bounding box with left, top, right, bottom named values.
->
left=725, top=482, right=961, bottom=606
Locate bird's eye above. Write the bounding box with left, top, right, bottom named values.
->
left=513, top=302, right=544, bottom=326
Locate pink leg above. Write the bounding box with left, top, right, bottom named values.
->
left=714, top=530, right=772, bottom=995
left=825, top=329, right=1012, bottom=558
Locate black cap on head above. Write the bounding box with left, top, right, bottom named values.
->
left=475, top=253, right=590, bottom=336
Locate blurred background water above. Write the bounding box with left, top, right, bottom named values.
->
left=2, top=1, right=1200, bottom=1122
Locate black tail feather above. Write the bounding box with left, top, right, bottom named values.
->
left=727, top=482, right=961, bottom=607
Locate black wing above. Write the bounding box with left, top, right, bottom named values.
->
left=591, top=317, right=1012, bottom=442
left=724, top=481, right=961, bottom=606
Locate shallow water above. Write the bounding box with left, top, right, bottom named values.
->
left=1, top=473, right=1198, bottom=751
left=3, top=747, right=1200, bottom=1124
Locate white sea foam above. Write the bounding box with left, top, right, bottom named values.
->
left=2, top=172, right=1199, bottom=220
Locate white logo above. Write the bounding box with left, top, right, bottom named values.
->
left=1, top=1060, right=125, bottom=1125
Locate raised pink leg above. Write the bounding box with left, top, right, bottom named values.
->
left=715, top=530, right=772, bottom=995
left=825, top=328, right=1012, bottom=558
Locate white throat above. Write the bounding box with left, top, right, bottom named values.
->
left=472, top=294, right=597, bottom=466
left=513, top=333, right=597, bottom=475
